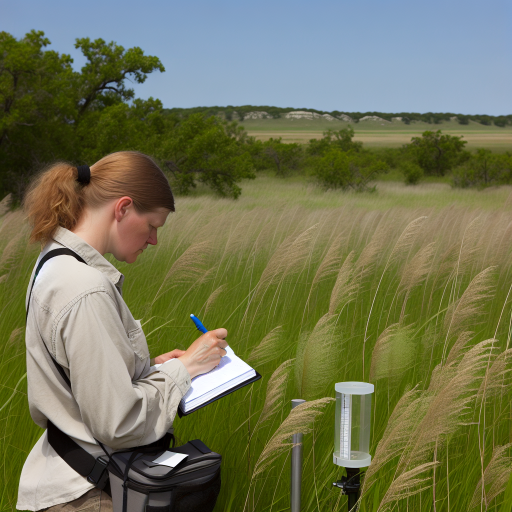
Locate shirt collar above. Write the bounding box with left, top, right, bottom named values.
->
left=52, top=227, right=125, bottom=292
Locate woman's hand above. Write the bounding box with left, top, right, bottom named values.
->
left=178, top=328, right=228, bottom=379
left=153, top=349, right=186, bottom=365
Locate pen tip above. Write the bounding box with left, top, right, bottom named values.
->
left=190, top=314, right=194, bottom=318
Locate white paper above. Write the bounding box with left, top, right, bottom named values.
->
left=180, top=346, right=256, bottom=413
left=152, top=451, right=188, bottom=467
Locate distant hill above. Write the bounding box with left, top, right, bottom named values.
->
left=163, top=106, right=512, bottom=128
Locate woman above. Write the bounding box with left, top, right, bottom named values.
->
left=17, top=151, right=227, bottom=511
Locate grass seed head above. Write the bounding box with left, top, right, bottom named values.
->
left=469, top=443, right=512, bottom=509
left=253, top=359, right=293, bottom=433
left=248, top=326, right=285, bottom=366
left=251, top=397, right=333, bottom=479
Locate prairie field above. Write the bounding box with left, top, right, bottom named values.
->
left=241, top=118, right=512, bottom=151
left=2, top=177, right=512, bottom=511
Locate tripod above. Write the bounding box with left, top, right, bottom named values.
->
left=333, top=467, right=360, bottom=511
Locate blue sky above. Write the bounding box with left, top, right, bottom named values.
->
left=3, top=0, right=511, bottom=115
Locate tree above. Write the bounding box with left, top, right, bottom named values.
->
left=0, top=31, right=76, bottom=196
left=73, top=37, right=165, bottom=119
left=77, top=98, right=166, bottom=163
left=157, top=114, right=255, bottom=199
left=0, top=31, right=165, bottom=199
left=452, top=150, right=512, bottom=188
left=312, top=148, right=388, bottom=191
left=494, top=116, right=509, bottom=128
left=259, top=138, right=304, bottom=177
left=308, top=127, right=362, bottom=157
left=0, top=30, right=74, bottom=146
left=408, top=130, right=468, bottom=176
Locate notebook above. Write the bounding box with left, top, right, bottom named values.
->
left=149, top=346, right=261, bottom=416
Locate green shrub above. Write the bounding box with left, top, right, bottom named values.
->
left=260, top=138, right=304, bottom=177
left=312, top=149, right=388, bottom=191
left=157, top=114, right=256, bottom=198
left=401, top=162, right=424, bottom=185
left=407, top=130, right=469, bottom=176
left=372, top=147, right=408, bottom=170
left=307, top=127, right=363, bottom=157
left=452, top=150, right=512, bottom=188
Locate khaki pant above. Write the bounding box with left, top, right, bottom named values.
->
left=42, top=489, right=112, bottom=512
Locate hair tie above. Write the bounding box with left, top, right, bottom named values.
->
left=76, top=165, right=91, bottom=185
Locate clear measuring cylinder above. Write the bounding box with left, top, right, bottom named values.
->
left=333, top=382, right=374, bottom=468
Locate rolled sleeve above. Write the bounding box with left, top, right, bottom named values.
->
left=158, top=358, right=191, bottom=396
left=58, top=290, right=189, bottom=449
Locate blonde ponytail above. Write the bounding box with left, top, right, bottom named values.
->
left=23, top=151, right=174, bottom=246
left=24, top=162, right=86, bottom=245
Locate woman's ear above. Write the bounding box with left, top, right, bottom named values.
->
left=114, top=196, right=134, bottom=222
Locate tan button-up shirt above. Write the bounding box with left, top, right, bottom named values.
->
left=17, top=227, right=191, bottom=511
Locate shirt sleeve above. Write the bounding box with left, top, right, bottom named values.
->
left=57, top=290, right=191, bottom=450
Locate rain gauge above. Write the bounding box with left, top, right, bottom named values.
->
left=333, top=382, right=374, bottom=510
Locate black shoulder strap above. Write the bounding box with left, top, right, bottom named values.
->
left=27, top=251, right=112, bottom=494
left=26, top=248, right=87, bottom=389
left=47, top=420, right=110, bottom=492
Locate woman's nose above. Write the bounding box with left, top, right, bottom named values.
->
left=148, top=230, right=158, bottom=245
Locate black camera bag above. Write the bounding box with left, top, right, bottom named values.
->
left=97, top=436, right=221, bottom=512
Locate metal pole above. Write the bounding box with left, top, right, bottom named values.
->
left=291, top=399, right=306, bottom=512
left=346, top=468, right=360, bottom=511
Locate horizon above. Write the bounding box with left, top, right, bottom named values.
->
left=164, top=105, right=512, bottom=117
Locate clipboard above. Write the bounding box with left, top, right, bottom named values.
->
left=178, top=371, right=262, bottom=417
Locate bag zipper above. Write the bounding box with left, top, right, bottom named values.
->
left=122, top=456, right=221, bottom=481
left=122, top=466, right=221, bottom=493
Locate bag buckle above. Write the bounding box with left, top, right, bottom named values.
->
left=87, top=456, right=109, bottom=489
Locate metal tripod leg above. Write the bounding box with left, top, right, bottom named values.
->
left=333, top=467, right=360, bottom=511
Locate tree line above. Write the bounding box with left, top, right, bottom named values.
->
left=167, top=106, right=512, bottom=127
left=1, top=31, right=511, bottom=202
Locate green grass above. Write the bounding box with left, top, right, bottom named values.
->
left=2, top=177, right=512, bottom=511
left=240, top=118, right=512, bottom=151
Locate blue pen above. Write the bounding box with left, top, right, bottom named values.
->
left=190, top=314, right=208, bottom=333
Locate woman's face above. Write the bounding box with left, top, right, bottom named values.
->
left=114, top=199, right=170, bottom=263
